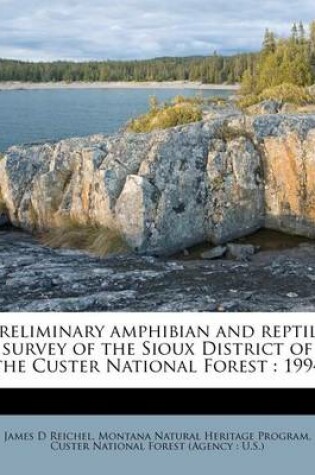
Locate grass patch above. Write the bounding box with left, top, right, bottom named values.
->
left=238, top=83, right=314, bottom=109
left=0, top=188, right=7, bottom=214
left=128, top=96, right=203, bottom=133
left=128, top=95, right=229, bottom=133
left=0, top=155, right=7, bottom=214
left=215, top=122, right=254, bottom=141
left=214, top=121, right=263, bottom=156
left=171, top=95, right=227, bottom=106
left=171, top=95, right=202, bottom=105
left=205, top=96, right=228, bottom=106
left=0, top=201, right=6, bottom=214
left=259, top=83, right=313, bottom=104
left=40, top=218, right=128, bottom=257
left=237, top=94, right=261, bottom=109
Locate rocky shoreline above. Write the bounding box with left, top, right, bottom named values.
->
left=1, top=100, right=315, bottom=311
left=1, top=229, right=315, bottom=312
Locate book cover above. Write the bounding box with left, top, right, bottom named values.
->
left=1, top=0, right=315, bottom=472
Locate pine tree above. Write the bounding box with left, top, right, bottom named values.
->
left=240, top=68, right=256, bottom=94
left=310, top=21, right=315, bottom=53
left=263, top=29, right=276, bottom=54
left=291, top=23, right=298, bottom=43
left=240, top=20, right=315, bottom=96
left=309, top=21, right=315, bottom=77
left=298, top=21, right=306, bottom=43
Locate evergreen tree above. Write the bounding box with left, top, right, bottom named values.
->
left=241, top=20, right=315, bottom=95
left=263, top=29, right=276, bottom=54
left=291, top=23, right=298, bottom=43
left=298, top=21, right=306, bottom=43
left=310, top=21, right=315, bottom=53
left=240, top=68, right=256, bottom=94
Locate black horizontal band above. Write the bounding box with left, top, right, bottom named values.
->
left=0, top=389, right=313, bottom=415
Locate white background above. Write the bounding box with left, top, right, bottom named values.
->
left=0, top=312, right=315, bottom=388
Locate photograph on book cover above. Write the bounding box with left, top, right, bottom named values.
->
left=1, top=0, right=315, bottom=472
left=1, top=1, right=315, bottom=314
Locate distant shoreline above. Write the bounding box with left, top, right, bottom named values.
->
left=0, top=81, right=239, bottom=91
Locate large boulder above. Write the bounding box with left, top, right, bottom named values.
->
left=1, top=113, right=315, bottom=254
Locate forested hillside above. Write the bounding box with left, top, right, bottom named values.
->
left=241, top=21, right=315, bottom=94
left=0, top=53, right=256, bottom=84
left=1, top=21, right=314, bottom=87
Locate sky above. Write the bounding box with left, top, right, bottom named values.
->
left=0, top=0, right=314, bottom=61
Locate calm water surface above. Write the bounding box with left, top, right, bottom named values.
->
left=0, top=88, right=231, bottom=152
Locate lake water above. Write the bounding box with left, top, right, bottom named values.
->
left=0, top=88, right=231, bottom=152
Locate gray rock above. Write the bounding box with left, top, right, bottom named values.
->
left=227, top=243, right=256, bottom=261
left=1, top=230, right=315, bottom=312
left=286, top=292, right=298, bottom=299
left=0, top=116, right=265, bottom=255
left=201, top=246, right=227, bottom=260
left=256, top=100, right=283, bottom=115
left=216, top=301, right=239, bottom=312
left=1, top=113, right=315, bottom=255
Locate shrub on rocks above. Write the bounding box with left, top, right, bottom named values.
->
left=215, top=122, right=255, bottom=142
left=128, top=96, right=203, bottom=133
left=238, top=83, right=314, bottom=109
left=259, top=83, right=314, bottom=104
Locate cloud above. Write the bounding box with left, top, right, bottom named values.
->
left=0, top=0, right=314, bottom=60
